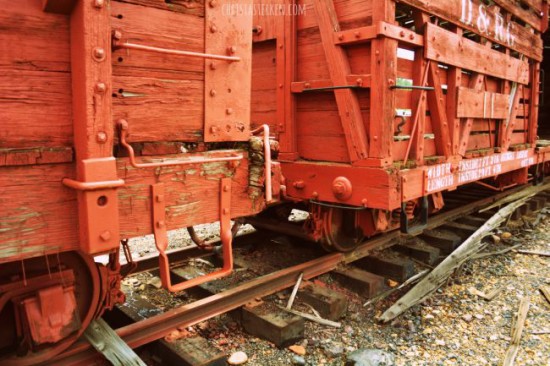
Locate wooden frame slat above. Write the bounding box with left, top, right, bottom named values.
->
left=425, top=23, right=529, bottom=85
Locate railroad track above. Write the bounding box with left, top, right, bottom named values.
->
left=53, top=181, right=550, bottom=365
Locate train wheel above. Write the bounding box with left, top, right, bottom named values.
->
left=321, top=207, right=363, bottom=252
left=0, top=251, right=102, bottom=366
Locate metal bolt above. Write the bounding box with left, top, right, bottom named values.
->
left=100, top=230, right=111, bottom=241
left=293, top=180, right=305, bottom=189
left=409, top=34, right=415, bottom=40
left=226, top=108, right=233, bottom=115
left=210, top=89, right=217, bottom=97
left=112, top=30, right=122, bottom=41
left=94, top=0, right=104, bottom=8
left=93, top=47, right=105, bottom=61
left=95, top=82, right=106, bottom=93
left=96, top=131, right=107, bottom=143
left=400, top=31, right=405, bottom=37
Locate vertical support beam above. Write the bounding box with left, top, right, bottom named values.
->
left=70, top=0, right=120, bottom=254
left=313, top=0, right=369, bottom=163
left=528, top=62, right=541, bottom=145
left=369, top=1, right=397, bottom=162
left=278, top=0, right=299, bottom=160
left=370, top=38, right=397, bottom=161
left=500, top=82, right=522, bottom=151
left=414, top=12, right=451, bottom=160
left=446, top=27, right=463, bottom=156
left=410, top=52, right=427, bottom=164
left=458, top=73, right=485, bottom=156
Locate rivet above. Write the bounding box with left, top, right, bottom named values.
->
left=293, top=180, right=305, bottom=189
left=210, top=89, right=217, bottom=97
left=96, top=131, right=107, bottom=143
left=226, top=108, right=233, bottom=115
left=210, top=25, right=218, bottom=33
left=361, top=198, right=368, bottom=207
left=156, top=194, right=164, bottom=203
left=312, top=191, right=319, bottom=199
left=112, top=30, right=122, bottom=41
left=338, top=34, right=344, bottom=40
left=227, top=46, right=237, bottom=55
left=209, top=0, right=217, bottom=7
left=157, top=220, right=165, bottom=228
left=223, top=208, right=229, bottom=215
left=409, top=34, right=415, bottom=40
left=223, top=185, right=229, bottom=192
left=210, top=126, right=219, bottom=133
left=100, top=230, right=111, bottom=241
left=95, top=82, right=106, bottom=93
left=354, top=31, right=360, bottom=38
left=210, top=63, right=216, bottom=70
left=400, top=31, right=405, bottom=37
left=94, top=0, right=104, bottom=8
left=374, top=135, right=378, bottom=141
left=93, top=47, right=105, bottom=61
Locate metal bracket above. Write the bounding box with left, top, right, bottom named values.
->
left=400, top=196, right=429, bottom=234
left=152, top=179, right=233, bottom=292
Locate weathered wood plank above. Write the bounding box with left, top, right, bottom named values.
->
left=456, top=87, right=510, bottom=119
left=0, top=70, right=73, bottom=148
left=0, top=154, right=263, bottom=263
left=425, top=23, right=529, bottom=84
left=399, top=0, right=543, bottom=58
left=112, top=76, right=203, bottom=143
left=0, top=147, right=72, bottom=166
left=313, top=0, right=369, bottom=162
left=111, top=1, right=204, bottom=75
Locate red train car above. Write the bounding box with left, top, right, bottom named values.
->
left=0, top=0, right=549, bottom=364
left=250, top=0, right=550, bottom=249
left=0, top=0, right=280, bottom=363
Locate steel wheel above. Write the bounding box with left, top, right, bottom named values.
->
left=0, top=251, right=102, bottom=366
left=321, top=207, right=363, bottom=252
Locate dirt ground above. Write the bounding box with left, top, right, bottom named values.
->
left=197, top=215, right=550, bottom=366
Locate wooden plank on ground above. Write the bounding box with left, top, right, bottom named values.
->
left=84, top=318, right=147, bottom=366
left=379, top=195, right=534, bottom=322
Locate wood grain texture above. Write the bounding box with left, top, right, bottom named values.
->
left=425, top=23, right=529, bottom=85
left=0, top=153, right=263, bottom=263
left=399, top=0, right=543, bottom=58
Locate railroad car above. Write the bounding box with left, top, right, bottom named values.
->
left=249, top=0, right=550, bottom=250
left=0, top=0, right=280, bottom=363
left=0, top=0, right=549, bottom=364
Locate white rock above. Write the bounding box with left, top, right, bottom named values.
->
left=227, top=351, right=248, bottom=365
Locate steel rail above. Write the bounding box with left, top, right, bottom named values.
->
left=53, top=180, right=550, bottom=365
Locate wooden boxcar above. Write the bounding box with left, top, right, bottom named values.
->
left=251, top=0, right=550, bottom=250
left=0, top=0, right=279, bottom=363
